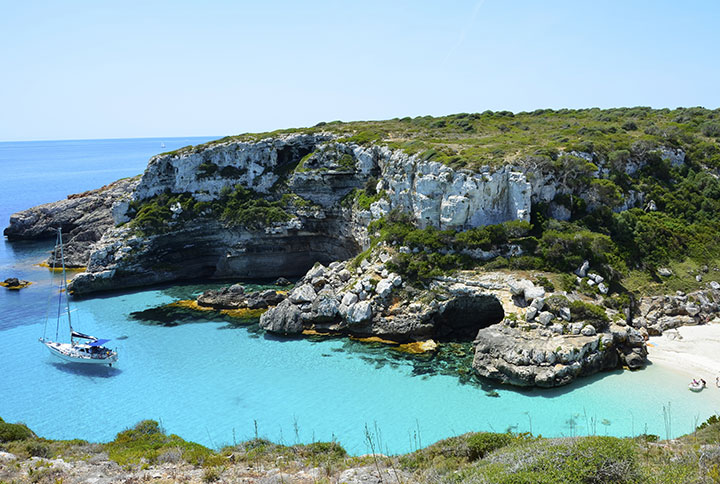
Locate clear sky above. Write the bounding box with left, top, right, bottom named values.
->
left=2, top=0, right=719, bottom=141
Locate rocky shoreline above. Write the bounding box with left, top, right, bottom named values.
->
left=5, top=129, right=720, bottom=389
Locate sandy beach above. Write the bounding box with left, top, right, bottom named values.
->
left=647, top=320, right=720, bottom=383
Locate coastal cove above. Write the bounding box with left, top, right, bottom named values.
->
left=1, top=138, right=719, bottom=456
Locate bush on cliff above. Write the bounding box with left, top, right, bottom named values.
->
left=128, top=186, right=293, bottom=234
left=0, top=417, right=35, bottom=442
left=569, top=300, right=610, bottom=331
left=105, top=419, right=214, bottom=466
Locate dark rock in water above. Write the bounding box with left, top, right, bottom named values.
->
left=274, top=277, right=292, bottom=286
left=1, top=277, right=31, bottom=289
left=197, top=285, right=284, bottom=310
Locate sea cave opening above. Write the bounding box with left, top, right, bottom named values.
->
left=434, top=294, right=505, bottom=341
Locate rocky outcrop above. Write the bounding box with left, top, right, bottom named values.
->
left=631, top=286, right=720, bottom=336
left=469, top=273, right=648, bottom=387
left=3, top=176, right=140, bottom=266
left=473, top=320, right=647, bottom=388
left=259, top=250, right=508, bottom=342
left=1, top=277, right=31, bottom=290
left=196, top=284, right=284, bottom=310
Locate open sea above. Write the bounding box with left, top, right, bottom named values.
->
left=1, top=138, right=719, bottom=455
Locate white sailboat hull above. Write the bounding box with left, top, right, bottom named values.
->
left=42, top=340, right=118, bottom=366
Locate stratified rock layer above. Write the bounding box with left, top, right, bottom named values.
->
left=3, top=177, right=140, bottom=266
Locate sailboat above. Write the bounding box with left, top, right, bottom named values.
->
left=39, top=228, right=118, bottom=367
left=160, top=142, right=166, bottom=149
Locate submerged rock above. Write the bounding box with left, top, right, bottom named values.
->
left=196, top=285, right=284, bottom=310
left=1, top=277, right=31, bottom=289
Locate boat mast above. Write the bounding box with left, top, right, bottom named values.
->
left=57, top=228, right=74, bottom=343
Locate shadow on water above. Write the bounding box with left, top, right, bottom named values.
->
left=49, top=361, right=122, bottom=378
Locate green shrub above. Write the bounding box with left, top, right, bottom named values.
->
left=467, top=432, right=514, bottom=460
left=569, top=301, right=609, bottom=330
left=197, top=162, right=219, bottom=179
left=534, top=276, right=555, bottom=292
left=219, top=165, right=247, bottom=178
left=24, top=440, right=51, bottom=457
left=105, top=420, right=215, bottom=466
left=0, top=419, right=35, bottom=442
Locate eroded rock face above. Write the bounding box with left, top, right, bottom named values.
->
left=3, top=177, right=140, bottom=266
left=376, top=151, right=532, bottom=229
left=66, top=136, right=535, bottom=294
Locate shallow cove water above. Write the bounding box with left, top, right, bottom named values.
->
left=1, top=138, right=719, bottom=455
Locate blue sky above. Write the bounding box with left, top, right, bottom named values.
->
left=1, top=0, right=719, bottom=141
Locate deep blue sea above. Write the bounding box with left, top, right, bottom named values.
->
left=1, top=138, right=718, bottom=455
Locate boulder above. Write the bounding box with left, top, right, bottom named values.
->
left=575, top=261, right=590, bottom=278
left=509, top=279, right=532, bottom=296
left=581, top=325, right=596, bottom=336
left=524, top=285, right=546, bottom=301
left=525, top=306, right=538, bottom=321
left=310, top=295, right=339, bottom=322
left=658, top=268, right=673, bottom=277
left=273, top=277, right=292, bottom=286
left=289, top=284, right=317, bottom=304
left=259, top=300, right=303, bottom=334
left=537, top=311, right=554, bottom=326
left=375, top=278, right=394, bottom=298
left=341, top=292, right=359, bottom=307
left=560, top=307, right=571, bottom=321
left=346, top=301, right=372, bottom=324
left=530, top=297, right=545, bottom=311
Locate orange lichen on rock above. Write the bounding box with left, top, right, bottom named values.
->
left=168, top=299, right=267, bottom=320
left=169, top=300, right=213, bottom=311
left=393, top=340, right=439, bottom=354
left=1, top=280, right=32, bottom=290
left=37, top=263, right=87, bottom=273
left=220, top=308, right=267, bottom=319
left=350, top=335, right=399, bottom=345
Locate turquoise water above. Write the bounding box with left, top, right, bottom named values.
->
left=1, top=139, right=719, bottom=455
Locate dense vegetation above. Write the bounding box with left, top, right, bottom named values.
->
left=126, top=185, right=302, bottom=235
left=2, top=415, right=719, bottom=483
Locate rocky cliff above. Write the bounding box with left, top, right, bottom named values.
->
left=5, top=132, right=538, bottom=294
left=3, top=177, right=139, bottom=267
left=8, top=108, right=720, bottom=387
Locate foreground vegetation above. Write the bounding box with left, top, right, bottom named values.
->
left=2, top=415, right=720, bottom=483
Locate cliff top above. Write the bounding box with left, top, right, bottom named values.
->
left=160, top=106, right=720, bottom=171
